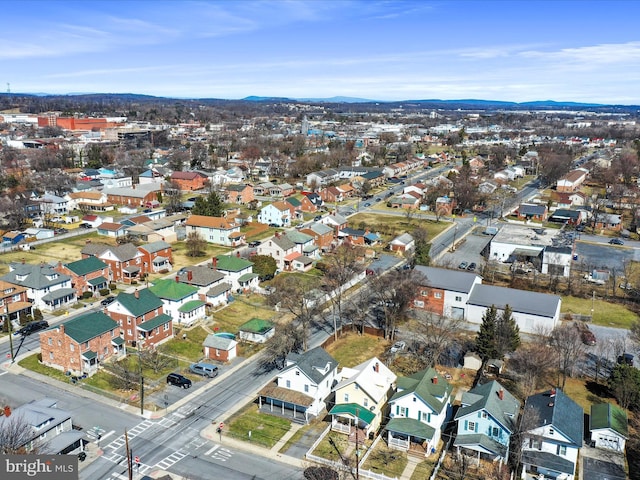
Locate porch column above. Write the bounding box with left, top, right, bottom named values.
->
left=293, top=405, right=296, bottom=419
left=259, top=396, right=262, bottom=409
left=270, top=398, right=273, bottom=412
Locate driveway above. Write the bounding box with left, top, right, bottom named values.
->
left=581, top=445, right=626, bottom=480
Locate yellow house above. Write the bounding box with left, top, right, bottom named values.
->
left=329, top=357, right=397, bottom=436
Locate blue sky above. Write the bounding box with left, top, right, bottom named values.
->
left=4, top=0, right=640, bottom=104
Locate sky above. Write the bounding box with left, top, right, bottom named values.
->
left=4, top=0, right=640, bottom=104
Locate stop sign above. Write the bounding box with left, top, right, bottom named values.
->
left=134, top=456, right=140, bottom=464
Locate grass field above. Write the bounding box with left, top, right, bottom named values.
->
left=561, top=295, right=637, bottom=328
left=325, top=332, right=389, bottom=368
left=212, top=295, right=277, bottom=333
left=362, top=444, right=408, bottom=478
left=159, top=326, right=210, bottom=361
left=227, top=406, right=291, bottom=448
left=312, top=432, right=350, bottom=461
left=348, top=212, right=449, bottom=243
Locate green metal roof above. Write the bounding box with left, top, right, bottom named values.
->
left=137, top=313, right=172, bottom=332
left=61, top=311, right=118, bottom=344
left=238, top=272, right=259, bottom=282
left=116, top=289, right=163, bottom=316
left=238, top=318, right=273, bottom=334
left=111, top=336, right=125, bottom=346
left=88, top=276, right=108, bottom=286
left=329, top=403, right=375, bottom=425
left=386, top=417, right=435, bottom=441
left=214, top=255, right=253, bottom=272
left=65, top=256, right=108, bottom=276
left=391, top=367, right=452, bottom=415
left=82, top=350, right=97, bottom=360
left=149, top=278, right=198, bottom=300
left=590, top=403, right=628, bottom=438
left=178, top=300, right=206, bottom=313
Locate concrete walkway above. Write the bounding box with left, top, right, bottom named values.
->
left=399, top=455, right=421, bottom=480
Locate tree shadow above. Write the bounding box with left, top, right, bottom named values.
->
left=584, top=380, right=614, bottom=403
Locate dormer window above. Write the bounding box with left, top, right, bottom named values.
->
left=3, top=288, right=13, bottom=294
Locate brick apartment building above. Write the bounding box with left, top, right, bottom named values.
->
left=55, top=257, right=110, bottom=298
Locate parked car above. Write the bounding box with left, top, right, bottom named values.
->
left=364, top=203, right=371, bottom=207
left=248, top=241, right=261, bottom=248
left=101, top=296, right=116, bottom=306
left=166, top=372, right=192, bottom=389
left=617, top=353, right=634, bottom=366
left=314, top=215, right=323, bottom=221
left=466, top=262, right=477, bottom=272
left=609, top=238, right=624, bottom=245
left=78, top=223, right=92, bottom=229
left=55, top=228, right=68, bottom=235
left=390, top=341, right=406, bottom=353
left=15, top=320, right=49, bottom=337
left=189, top=362, right=219, bottom=378
left=458, top=261, right=468, bottom=270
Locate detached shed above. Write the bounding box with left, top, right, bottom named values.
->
left=463, top=352, right=482, bottom=371
left=203, top=334, right=237, bottom=363
left=590, top=403, right=628, bottom=452
left=238, top=318, right=275, bottom=343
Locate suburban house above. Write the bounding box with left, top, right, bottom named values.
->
left=105, top=289, right=173, bottom=348
left=453, top=380, right=520, bottom=465
left=185, top=215, right=245, bottom=247
left=0, top=280, right=33, bottom=327
left=170, top=171, right=209, bottom=191
left=521, top=388, right=584, bottom=480
left=0, top=398, right=87, bottom=455
left=329, top=357, right=397, bottom=437
left=412, top=266, right=482, bottom=319
left=211, top=255, right=259, bottom=292
left=81, top=243, right=147, bottom=284
left=589, top=403, right=628, bottom=453
left=96, top=222, right=128, bottom=238
left=386, top=368, right=453, bottom=456
left=389, top=233, right=415, bottom=253
left=39, top=311, right=125, bottom=376
left=339, top=227, right=380, bottom=247
left=435, top=196, right=455, bottom=216
left=33, top=193, right=69, bottom=216
left=137, top=241, right=173, bottom=273
left=1, top=262, right=75, bottom=312
left=286, top=230, right=319, bottom=259
left=203, top=333, right=238, bottom=363
left=224, top=183, right=254, bottom=204
left=299, top=193, right=322, bottom=211
left=149, top=278, right=205, bottom=327
left=593, top=213, right=623, bottom=231
left=256, top=232, right=299, bottom=270
left=301, top=222, right=335, bottom=252
left=65, top=191, right=113, bottom=212
left=466, top=284, right=561, bottom=334
left=319, top=186, right=345, bottom=204
left=321, top=213, right=348, bottom=233
left=557, top=169, right=588, bottom=192
left=125, top=217, right=178, bottom=243
left=55, top=257, right=110, bottom=298
left=259, top=347, right=338, bottom=423
left=257, top=201, right=292, bottom=227
left=238, top=318, right=274, bottom=343
left=389, top=193, right=421, bottom=209
left=517, top=203, right=548, bottom=222
left=175, top=265, right=228, bottom=301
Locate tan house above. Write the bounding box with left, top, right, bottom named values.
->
left=557, top=169, right=588, bottom=193
left=185, top=215, right=245, bottom=247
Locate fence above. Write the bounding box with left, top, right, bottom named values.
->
left=0, top=228, right=96, bottom=255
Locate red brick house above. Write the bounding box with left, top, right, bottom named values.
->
left=55, top=257, right=111, bottom=298
left=0, top=280, right=33, bottom=327
left=105, top=289, right=173, bottom=348
left=299, top=194, right=319, bottom=212
left=105, top=186, right=161, bottom=208
left=81, top=243, right=147, bottom=284
left=39, top=311, right=125, bottom=376
left=137, top=241, right=173, bottom=273
left=301, top=223, right=335, bottom=252
left=320, top=186, right=344, bottom=204
left=170, top=171, right=209, bottom=191
left=224, top=184, right=254, bottom=205
left=203, top=333, right=237, bottom=363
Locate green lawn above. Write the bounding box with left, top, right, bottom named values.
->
left=227, top=407, right=291, bottom=448
left=561, top=295, right=637, bottom=329
left=312, top=432, right=350, bottom=461
left=18, top=353, right=70, bottom=382
left=348, top=212, right=449, bottom=243
left=159, top=326, right=210, bottom=361
left=278, top=421, right=327, bottom=454
left=213, top=297, right=276, bottom=334
left=362, top=444, right=408, bottom=478
left=411, top=460, right=437, bottom=480
left=326, top=332, right=389, bottom=368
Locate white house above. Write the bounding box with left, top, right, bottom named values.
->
left=148, top=278, right=205, bottom=327
left=259, top=347, right=338, bottom=422
left=257, top=201, right=291, bottom=227
left=238, top=318, right=274, bottom=343
left=184, top=215, right=245, bottom=247
left=521, top=388, right=583, bottom=480
left=211, top=255, right=259, bottom=292
left=386, top=368, right=453, bottom=456
left=0, top=262, right=75, bottom=312
left=589, top=403, right=628, bottom=453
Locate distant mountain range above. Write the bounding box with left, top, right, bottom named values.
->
left=0, top=92, right=637, bottom=110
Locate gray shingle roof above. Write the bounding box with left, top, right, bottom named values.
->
left=139, top=240, right=171, bottom=253
left=284, top=347, right=337, bottom=384
left=467, top=284, right=560, bottom=318
left=455, top=380, right=520, bottom=433
left=2, top=263, right=71, bottom=290
left=177, top=265, right=226, bottom=287
left=524, top=388, right=583, bottom=447
left=413, top=265, right=479, bottom=294
left=203, top=334, right=236, bottom=350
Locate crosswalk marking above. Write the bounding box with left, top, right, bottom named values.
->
left=205, top=444, right=219, bottom=455
left=155, top=450, right=187, bottom=470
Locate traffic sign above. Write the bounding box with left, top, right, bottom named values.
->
left=219, top=422, right=224, bottom=430
left=6, top=353, right=10, bottom=359
left=134, top=456, right=140, bottom=464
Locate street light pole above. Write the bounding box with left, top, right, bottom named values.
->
left=6, top=305, right=14, bottom=363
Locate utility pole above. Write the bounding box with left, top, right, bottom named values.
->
left=124, top=429, right=132, bottom=480
left=6, top=305, right=14, bottom=363
left=355, top=408, right=360, bottom=480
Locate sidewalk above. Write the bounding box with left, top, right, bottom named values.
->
left=399, top=455, right=421, bottom=480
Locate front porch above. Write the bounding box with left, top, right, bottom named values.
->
left=258, top=383, right=316, bottom=424
left=152, top=256, right=172, bottom=273
left=386, top=417, right=436, bottom=457
left=329, top=403, right=375, bottom=437
left=122, top=266, right=141, bottom=284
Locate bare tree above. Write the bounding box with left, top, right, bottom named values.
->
left=260, top=324, right=304, bottom=370
left=103, top=362, right=138, bottom=391
left=549, top=323, right=586, bottom=389
left=509, top=343, right=555, bottom=397
left=139, top=349, right=173, bottom=374
left=411, top=310, right=462, bottom=367
left=0, top=413, right=47, bottom=454
left=510, top=405, right=541, bottom=474
left=185, top=231, right=207, bottom=257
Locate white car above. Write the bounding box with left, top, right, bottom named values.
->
left=390, top=341, right=406, bottom=353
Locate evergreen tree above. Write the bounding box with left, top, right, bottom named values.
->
left=495, top=305, right=521, bottom=357
left=475, top=305, right=498, bottom=361
left=192, top=191, right=224, bottom=217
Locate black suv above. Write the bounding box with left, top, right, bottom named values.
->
left=101, top=296, right=116, bottom=306
left=15, top=320, right=49, bottom=337
left=167, top=373, right=192, bottom=389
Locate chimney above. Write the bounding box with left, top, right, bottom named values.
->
left=134, top=289, right=139, bottom=299
left=3, top=406, right=10, bottom=417
left=498, top=389, right=504, bottom=400
left=550, top=388, right=556, bottom=397
left=236, top=251, right=240, bottom=258
left=187, top=270, right=193, bottom=281
left=213, top=257, right=218, bottom=270
left=432, top=376, right=438, bottom=384
left=374, top=362, right=379, bottom=373
left=175, top=275, right=179, bottom=283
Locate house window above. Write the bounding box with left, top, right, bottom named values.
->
left=295, top=371, right=300, bottom=376
left=70, top=344, right=75, bottom=352
left=414, top=300, right=425, bottom=308
left=556, top=445, right=566, bottom=456
left=304, top=384, right=309, bottom=393
left=127, top=318, right=131, bottom=325
left=492, top=427, right=499, bottom=437
left=48, top=338, right=52, bottom=345
left=400, top=407, right=407, bottom=417
left=286, top=380, right=291, bottom=388
left=49, top=352, right=54, bottom=360
left=216, top=349, right=220, bottom=357
left=530, top=438, right=541, bottom=450
left=549, top=428, right=554, bottom=435
left=344, top=393, right=349, bottom=402
left=467, top=421, right=475, bottom=432
left=481, top=412, right=488, bottom=418
left=164, top=323, right=169, bottom=331
left=420, top=290, right=428, bottom=296
left=363, top=398, right=368, bottom=407
left=422, top=412, right=431, bottom=422
left=434, top=292, right=442, bottom=299
left=455, top=296, right=462, bottom=302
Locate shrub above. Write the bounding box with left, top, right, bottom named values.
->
left=82, top=291, right=93, bottom=299
left=33, top=309, right=43, bottom=321
left=109, top=283, right=117, bottom=291
left=131, top=281, right=138, bottom=285
left=99, top=288, right=110, bottom=296
left=23, top=315, right=34, bottom=324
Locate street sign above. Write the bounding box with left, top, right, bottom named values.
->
left=219, top=422, right=224, bottom=430
left=134, top=456, right=140, bottom=464
left=5, top=353, right=10, bottom=359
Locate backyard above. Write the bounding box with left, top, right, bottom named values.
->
left=561, top=295, right=638, bottom=328
left=348, top=213, right=449, bottom=242
left=324, top=332, right=389, bottom=368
